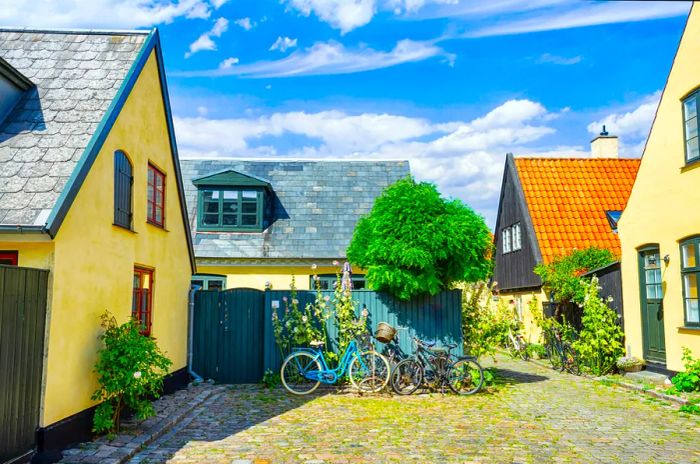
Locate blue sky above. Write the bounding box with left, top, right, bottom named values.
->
left=0, top=1, right=692, bottom=226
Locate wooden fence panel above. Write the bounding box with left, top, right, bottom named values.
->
left=0, top=265, right=49, bottom=464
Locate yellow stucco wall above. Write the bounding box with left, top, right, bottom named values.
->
left=196, top=264, right=360, bottom=290
left=36, top=51, right=193, bottom=426
left=618, top=4, right=700, bottom=372
left=498, top=289, right=548, bottom=344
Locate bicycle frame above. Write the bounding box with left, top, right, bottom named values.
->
left=290, top=340, right=365, bottom=384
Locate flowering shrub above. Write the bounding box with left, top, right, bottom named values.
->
left=271, top=264, right=368, bottom=365
left=458, top=281, right=516, bottom=360
left=572, top=277, right=624, bottom=376
left=92, top=312, right=172, bottom=434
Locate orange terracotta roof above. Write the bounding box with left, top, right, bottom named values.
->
left=514, top=157, right=640, bottom=264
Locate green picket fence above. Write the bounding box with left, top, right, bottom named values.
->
left=192, top=288, right=463, bottom=383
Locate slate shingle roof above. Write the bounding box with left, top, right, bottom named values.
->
left=0, top=29, right=148, bottom=226
left=514, top=157, right=641, bottom=263
left=181, top=159, right=410, bottom=259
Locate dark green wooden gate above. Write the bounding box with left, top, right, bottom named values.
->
left=192, top=288, right=265, bottom=383
left=0, top=265, right=49, bottom=464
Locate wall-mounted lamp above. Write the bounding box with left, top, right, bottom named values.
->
left=663, top=254, right=670, bottom=265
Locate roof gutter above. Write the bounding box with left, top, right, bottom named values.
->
left=0, top=225, right=48, bottom=234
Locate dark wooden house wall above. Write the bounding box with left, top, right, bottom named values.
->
left=494, top=158, right=542, bottom=292
left=584, top=262, right=624, bottom=329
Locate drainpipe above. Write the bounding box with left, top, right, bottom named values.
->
left=188, top=285, right=204, bottom=383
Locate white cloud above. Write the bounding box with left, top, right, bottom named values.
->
left=184, top=17, right=229, bottom=58
left=234, top=17, right=255, bottom=30
left=283, top=0, right=376, bottom=34
left=219, top=57, right=239, bottom=69
left=280, top=0, right=688, bottom=35
left=0, top=0, right=227, bottom=29
left=196, top=106, right=209, bottom=116
left=176, top=38, right=453, bottom=78
left=463, top=2, right=690, bottom=38
left=174, top=98, right=559, bottom=225
left=210, top=0, right=229, bottom=8
left=536, top=53, right=582, bottom=65
left=270, top=36, right=299, bottom=52
left=587, top=92, right=661, bottom=156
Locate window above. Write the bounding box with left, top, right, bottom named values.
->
left=191, top=274, right=226, bottom=290
left=147, top=164, right=165, bottom=227
left=502, top=228, right=511, bottom=253
left=0, top=251, right=18, bottom=266
left=606, top=210, right=622, bottom=232
left=312, top=274, right=366, bottom=290
left=681, top=237, right=700, bottom=326
left=512, top=223, right=522, bottom=251
left=198, top=188, right=262, bottom=231
left=683, top=91, right=700, bottom=163
left=114, top=151, right=133, bottom=229
left=132, top=267, right=154, bottom=336
left=501, top=223, right=521, bottom=254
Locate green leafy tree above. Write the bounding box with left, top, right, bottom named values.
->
left=572, top=277, right=624, bottom=376
left=534, top=247, right=615, bottom=304
left=92, top=312, right=172, bottom=434
left=347, top=177, right=492, bottom=300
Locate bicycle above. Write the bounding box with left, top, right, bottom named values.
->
left=391, top=336, right=484, bottom=395
left=506, top=327, right=529, bottom=360
left=543, top=326, right=580, bottom=375
left=280, top=337, right=391, bottom=395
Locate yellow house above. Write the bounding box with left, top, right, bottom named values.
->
left=493, top=146, right=639, bottom=342
left=180, top=160, right=409, bottom=290
left=619, top=4, right=700, bottom=373
left=0, top=28, right=195, bottom=454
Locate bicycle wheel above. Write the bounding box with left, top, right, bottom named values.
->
left=349, top=350, right=390, bottom=393
left=280, top=352, right=321, bottom=395
left=391, top=358, right=423, bottom=395
left=546, top=343, right=563, bottom=370
left=447, top=358, right=484, bottom=395
left=562, top=344, right=580, bottom=375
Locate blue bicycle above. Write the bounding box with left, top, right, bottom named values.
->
left=280, top=338, right=391, bottom=395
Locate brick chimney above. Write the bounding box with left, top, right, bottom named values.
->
left=591, top=125, right=619, bottom=158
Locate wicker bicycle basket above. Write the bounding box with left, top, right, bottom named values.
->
left=375, top=322, right=397, bottom=343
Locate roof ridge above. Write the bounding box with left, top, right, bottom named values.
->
left=0, top=26, right=151, bottom=35
left=514, top=156, right=640, bottom=161
left=179, top=157, right=409, bottom=163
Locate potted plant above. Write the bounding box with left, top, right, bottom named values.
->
left=616, top=356, right=645, bottom=373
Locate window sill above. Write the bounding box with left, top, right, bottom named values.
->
left=113, top=223, right=137, bottom=234
left=680, top=158, right=700, bottom=173
left=147, top=220, right=168, bottom=231
left=677, top=326, right=700, bottom=332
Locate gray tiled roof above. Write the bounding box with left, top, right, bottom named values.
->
left=180, top=159, right=410, bottom=259
left=0, top=29, right=148, bottom=226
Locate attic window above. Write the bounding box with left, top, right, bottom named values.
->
left=606, top=210, right=622, bottom=232
left=683, top=91, right=700, bottom=163
left=0, top=57, right=33, bottom=127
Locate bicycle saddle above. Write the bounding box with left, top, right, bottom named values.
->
left=309, top=340, right=324, bottom=348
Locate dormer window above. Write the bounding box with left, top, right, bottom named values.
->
left=605, top=210, right=622, bottom=232
left=193, top=169, right=271, bottom=232
left=0, top=57, right=33, bottom=127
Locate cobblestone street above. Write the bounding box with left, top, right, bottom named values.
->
left=128, top=357, right=700, bottom=464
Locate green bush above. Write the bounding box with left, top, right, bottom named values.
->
left=671, top=347, right=700, bottom=392
left=572, top=277, right=624, bottom=376
left=261, top=369, right=281, bottom=389
left=534, top=247, right=615, bottom=304
left=92, top=312, right=172, bottom=434
left=525, top=343, right=547, bottom=359
left=459, top=282, right=517, bottom=360
left=347, top=177, right=492, bottom=300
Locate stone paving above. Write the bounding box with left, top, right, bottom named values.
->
left=126, top=356, right=700, bottom=464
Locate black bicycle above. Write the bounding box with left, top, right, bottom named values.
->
left=544, top=326, right=580, bottom=375
left=391, top=336, right=484, bottom=395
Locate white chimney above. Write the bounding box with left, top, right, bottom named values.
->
left=591, top=125, right=619, bottom=158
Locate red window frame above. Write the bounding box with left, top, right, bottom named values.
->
left=0, top=251, right=18, bottom=266
left=147, top=164, right=165, bottom=227
left=132, top=267, right=154, bottom=336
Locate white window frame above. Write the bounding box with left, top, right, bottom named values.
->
left=512, top=223, right=522, bottom=251
left=502, top=227, right=512, bottom=253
